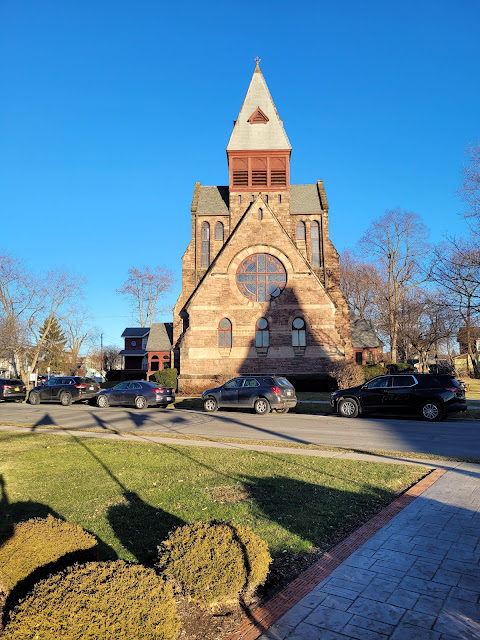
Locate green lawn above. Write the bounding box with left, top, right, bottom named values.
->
left=0, top=432, right=427, bottom=567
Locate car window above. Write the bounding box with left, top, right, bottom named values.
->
left=275, top=378, right=293, bottom=388
left=47, top=378, right=59, bottom=386
left=366, top=376, right=391, bottom=389
left=224, top=378, right=242, bottom=389
left=113, top=382, right=129, bottom=390
left=258, top=377, right=275, bottom=386
left=392, top=375, right=416, bottom=387
left=129, top=382, right=142, bottom=389
left=243, top=378, right=259, bottom=388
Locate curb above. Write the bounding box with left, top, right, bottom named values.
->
left=223, top=468, right=446, bottom=640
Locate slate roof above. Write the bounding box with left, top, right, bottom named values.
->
left=146, top=323, right=173, bottom=351
left=227, top=63, right=291, bottom=152
left=350, top=312, right=384, bottom=349
left=121, top=328, right=150, bottom=338
left=196, top=184, right=323, bottom=215
left=196, top=186, right=230, bottom=215
left=290, top=185, right=323, bottom=213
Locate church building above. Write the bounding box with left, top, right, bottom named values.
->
left=173, top=60, right=353, bottom=394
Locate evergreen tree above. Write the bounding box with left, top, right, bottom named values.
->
left=38, top=317, right=67, bottom=373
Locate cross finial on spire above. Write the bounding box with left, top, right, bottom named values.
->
left=254, top=56, right=261, bottom=66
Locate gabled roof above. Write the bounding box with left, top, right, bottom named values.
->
left=121, top=328, right=150, bottom=338
left=227, top=62, right=291, bottom=152
left=196, top=186, right=230, bottom=215
left=350, top=312, right=384, bottom=349
left=146, top=323, right=173, bottom=351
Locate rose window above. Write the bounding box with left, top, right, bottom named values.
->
left=236, top=253, right=286, bottom=302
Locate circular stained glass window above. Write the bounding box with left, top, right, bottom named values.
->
left=236, top=253, right=286, bottom=302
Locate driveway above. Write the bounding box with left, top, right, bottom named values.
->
left=1, top=403, right=479, bottom=459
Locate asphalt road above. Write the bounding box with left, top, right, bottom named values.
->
left=1, top=402, right=479, bottom=459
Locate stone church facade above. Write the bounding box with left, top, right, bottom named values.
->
left=173, top=61, right=353, bottom=394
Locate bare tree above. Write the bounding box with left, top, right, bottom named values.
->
left=431, top=238, right=480, bottom=377
left=116, top=266, right=174, bottom=327
left=359, top=209, right=431, bottom=363
left=458, top=141, right=480, bottom=225
left=339, top=250, right=379, bottom=320
left=62, top=307, right=96, bottom=374
left=0, top=253, right=85, bottom=379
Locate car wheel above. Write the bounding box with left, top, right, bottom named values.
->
left=135, top=395, right=147, bottom=410
left=203, top=396, right=218, bottom=412
left=60, top=392, right=72, bottom=406
left=338, top=398, right=359, bottom=418
left=28, top=392, right=40, bottom=405
left=97, top=395, right=109, bottom=408
left=421, top=400, right=443, bottom=421
left=254, top=398, right=270, bottom=415
left=275, top=407, right=289, bottom=414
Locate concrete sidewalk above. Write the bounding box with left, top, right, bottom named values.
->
left=229, top=463, right=480, bottom=640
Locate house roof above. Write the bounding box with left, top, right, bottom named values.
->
left=121, top=328, right=150, bottom=338
left=227, top=62, right=291, bottom=152
left=350, top=312, right=384, bottom=349
left=146, top=323, right=173, bottom=351
left=119, top=349, right=147, bottom=357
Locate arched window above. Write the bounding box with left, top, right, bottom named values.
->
left=292, top=317, right=306, bottom=347
left=218, top=318, right=232, bottom=347
left=215, top=221, right=224, bottom=242
left=236, top=253, right=287, bottom=302
left=150, top=355, right=159, bottom=372
left=255, top=317, right=269, bottom=347
left=311, top=221, right=320, bottom=267
left=201, top=222, right=210, bottom=268
left=296, top=221, right=306, bottom=240
left=258, top=208, right=263, bottom=220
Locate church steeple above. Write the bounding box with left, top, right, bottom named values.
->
left=227, top=59, right=291, bottom=192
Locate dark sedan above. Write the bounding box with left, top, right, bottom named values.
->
left=0, top=378, right=26, bottom=402
left=202, top=375, right=297, bottom=415
left=330, top=373, right=467, bottom=421
left=96, top=381, right=175, bottom=409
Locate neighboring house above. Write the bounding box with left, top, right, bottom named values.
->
left=120, top=328, right=150, bottom=380
left=119, top=324, right=173, bottom=381
left=350, top=312, right=383, bottom=365
left=457, top=326, right=480, bottom=355
left=146, top=323, right=173, bottom=378
left=173, top=60, right=353, bottom=394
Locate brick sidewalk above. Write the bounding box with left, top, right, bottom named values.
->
left=225, top=463, right=480, bottom=640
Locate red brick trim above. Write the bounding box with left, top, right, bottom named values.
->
left=223, top=468, right=446, bottom=640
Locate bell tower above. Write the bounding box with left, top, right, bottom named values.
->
left=226, top=58, right=291, bottom=194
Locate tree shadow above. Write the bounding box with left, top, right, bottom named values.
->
left=107, top=490, right=184, bottom=565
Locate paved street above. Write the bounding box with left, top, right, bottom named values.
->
left=1, top=402, right=479, bottom=459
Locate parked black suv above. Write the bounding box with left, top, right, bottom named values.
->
left=28, top=376, right=101, bottom=406
left=0, top=378, right=26, bottom=402
left=202, top=376, right=297, bottom=415
left=330, top=373, right=467, bottom=421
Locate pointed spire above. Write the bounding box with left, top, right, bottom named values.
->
left=227, top=61, right=291, bottom=152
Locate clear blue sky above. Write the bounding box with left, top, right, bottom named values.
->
left=1, top=1, right=479, bottom=349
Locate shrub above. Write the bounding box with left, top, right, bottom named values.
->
left=0, top=515, right=96, bottom=594
left=157, top=521, right=271, bottom=607
left=387, top=362, right=415, bottom=373
left=154, top=368, right=178, bottom=391
left=362, top=363, right=387, bottom=380
left=3, top=560, right=180, bottom=640
left=329, top=362, right=365, bottom=390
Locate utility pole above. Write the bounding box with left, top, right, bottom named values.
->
left=100, top=333, right=104, bottom=380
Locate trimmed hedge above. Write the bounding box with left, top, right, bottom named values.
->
left=387, top=362, right=415, bottom=373
left=362, top=363, right=387, bottom=380
left=0, top=515, right=96, bottom=593
left=154, top=368, right=178, bottom=390
left=3, top=560, right=180, bottom=640
left=157, top=521, right=271, bottom=607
